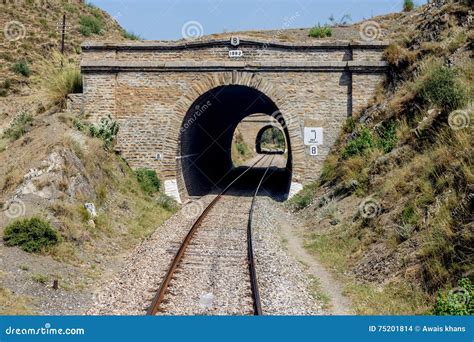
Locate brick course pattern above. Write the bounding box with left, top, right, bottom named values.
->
left=81, top=39, right=388, bottom=200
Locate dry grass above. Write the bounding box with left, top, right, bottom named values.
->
left=0, top=287, right=33, bottom=314
left=34, top=53, right=82, bottom=108
left=306, top=223, right=431, bottom=314
left=0, top=271, right=33, bottom=314
left=343, top=280, right=431, bottom=315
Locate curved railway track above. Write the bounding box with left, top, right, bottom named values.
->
left=147, top=154, right=274, bottom=315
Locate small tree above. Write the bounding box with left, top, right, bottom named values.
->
left=403, top=0, right=415, bottom=12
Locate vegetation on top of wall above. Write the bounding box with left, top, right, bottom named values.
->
left=403, top=0, right=415, bottom=12
left=309, top=24, right=332, bottom=38
left=3, top=217, right=61, bottom=253
left=122, top=30, right=141, bottom=40
left=79, top=15, right=104, bottom=36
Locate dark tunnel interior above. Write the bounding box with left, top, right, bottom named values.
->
left=179, top=85, right=292, bottom=200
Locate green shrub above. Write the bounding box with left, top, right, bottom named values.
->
left=12, top=60, right=31, bottom=77
left=343, top=117, right=356, bottom=133
left=236, top=142, right=248, bottom=156
left=122, top=30, right=141, bottom=40
left=135, top=168, right=161, bottom=195
left=320, top=156, right=338, bottom=184
left=309, top=24, right=332, bottom=38
left=418, top=66, right=467, bottom=112
left=292, top=192, right=313, bottom=210
left=401, top=204, right=419, bottom=226
left=342, top=126, right=375, bottom=158
left=2, top=112, right=33, bottom=141
left=375, top=121, right=398, bottom=153
left=289, top=182, right=318, bottom=211
left=88, top=116, right=119, bottom=148
left=260, top=127, right=285, bottom=149
left=433, top=278, right=474, bottom=315
left=0, top=79, right=11, bottom=97
left=157, top=193, right=178, bottom=212
left=64, top=3, right=78, bottom=13
left=403, top=0, right=414, bottom=12
left=3, top=217, right=61, bottom=253
left=79, top=15, right=104, bottom=36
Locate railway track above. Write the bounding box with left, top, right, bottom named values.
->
left=147, top=154, right=274, bottom=315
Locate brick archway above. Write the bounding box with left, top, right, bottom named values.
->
left=170, top=72, right=304, bottom=200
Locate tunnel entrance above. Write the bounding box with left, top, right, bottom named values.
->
left=179, top=85, right=292, bottom=200
left=255, top=125, right=286, bottom=154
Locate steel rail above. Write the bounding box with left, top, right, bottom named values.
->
left=146, top=155, right=268, bottom=315
left=247, top=155, right=275, bottom=315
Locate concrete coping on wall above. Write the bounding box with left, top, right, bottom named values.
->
left=81, top=39, right=389, bottom=51
left=81, top=60, right=388, bottom=73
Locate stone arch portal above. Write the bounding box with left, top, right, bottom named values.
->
left=176, top=80, right=296, bottom=200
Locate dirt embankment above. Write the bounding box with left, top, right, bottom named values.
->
left=290, top=0, right=473, bottom=314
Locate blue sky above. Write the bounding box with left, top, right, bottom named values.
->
left=90, top=0, right=427, bottom=40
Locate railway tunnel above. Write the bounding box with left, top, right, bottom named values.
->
left=179, top=85, right=292, bottom=200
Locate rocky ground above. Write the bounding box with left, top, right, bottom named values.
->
left=88, top=190, right=327, bottom=315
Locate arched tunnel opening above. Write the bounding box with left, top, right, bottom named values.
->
left=179, top=85, right=292, bottom=200
left=255, top=125, right=286, bottom=154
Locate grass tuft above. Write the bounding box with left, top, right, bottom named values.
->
left=309, top=24, right=332, bottom=38
left=12, top=59, right=31, bottom=77
left=2, top=112, right=33, bottom=141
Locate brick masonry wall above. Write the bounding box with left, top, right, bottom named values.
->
left=81, top=40, right=388, bottom=200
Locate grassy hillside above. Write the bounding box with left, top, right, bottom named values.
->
left=290, top=0, right=473, bottom=314
left=0, top=1, right=176, bottom=314
left=0, top=0, right=131, bottom=97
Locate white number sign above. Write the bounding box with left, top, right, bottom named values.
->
left=304, top=127, right=323, bottom=145
left=230, top=36, right=240, bottom=46
left=309, top=145, right=318, bottom=156
left=229, top=50, right=243, bottom=58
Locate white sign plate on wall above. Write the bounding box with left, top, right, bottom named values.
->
left=309, top=145, right=318, bottom=156
left=229, top=50, right=243, bottom=58
left=304, top=127, right=323, bottom=145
